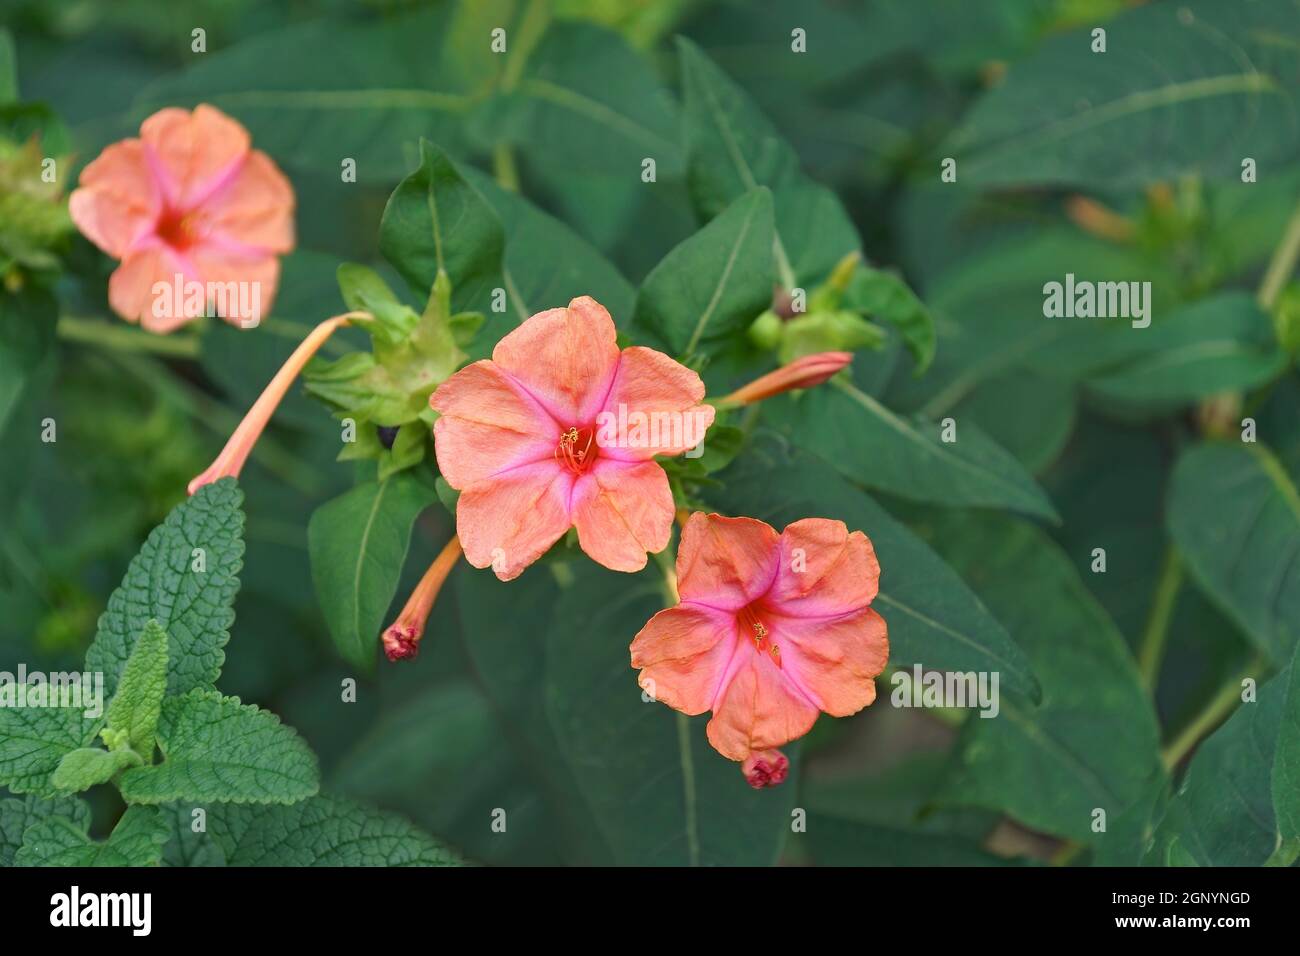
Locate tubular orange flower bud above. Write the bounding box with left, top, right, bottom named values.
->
left=187, top=311, right=370, bottom=494
left=719, top=351, right=852, bottom=407
left=1064, top=195, right=1135, bottom=243
left=382, top=535, right=464, bottom=662
left=742, top=749, right=789, bottom=789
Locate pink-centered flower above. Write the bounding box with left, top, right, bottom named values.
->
left=430, top=297, right=715, bottom=581
left=631, top=513, right=889, bottom=764
left=69, top=104, right=294, bottom=332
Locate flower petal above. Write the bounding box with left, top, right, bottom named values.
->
left=108, top=245, right=198, bottom=331
left=185, top=245, right=282, bottom=327
left=68, top=140, right=160, bottom=257
left=597, top=346, right=715, bottom=460
left=772, top=607, right=888, bottom=717
left=140, top=104, right=250, bottom=210
left=431, top=360, right=559, bottom=489
left=571, top=458, right=674, bottom=572
left=707, top=652, right=819, bottom=761
left=491, top=296, right=619, bottom=425
left=630, top=605, right=735, bottom=715
left=676, top=513, right=780, bottom=612
left=768, top=519, right=881, bottom=617
left=454, top=462, right=573, bottom=581
left=196, top=149, right=295, bottom=253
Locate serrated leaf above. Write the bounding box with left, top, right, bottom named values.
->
left=379, top=138, right=504, bottom=304
left=51, top=748, right=140, bottom=793
left=0, top=689, right=101, bottom=797
left=770, top=379, right=1058, bottom=520
left=105, top=619, right=169, bottom=758
left=713, top=433, right=1040, bottom=701
left=307, top=472, right=438, bottom=671
left=86, top=478, right=244, bottom=697
left=633, top=187, right=774, bottom=359
left=199, top=794, right=461, bottom=866
left=15, top=805, right=169, bottom=867
left=1168, top=443, right=1300, bottom=662
left=117, top=690, right=319, bottom=805
left=0, top=793, right=89, bottom=866
left=677, top=37, right=859, bottom=285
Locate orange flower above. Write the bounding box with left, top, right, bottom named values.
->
left=430, top=297, right=715, bottom=581
left=69, top=104, right=294, bottom=332
left=719, top=351, right=852, bottom=406
left=631, top=513, right=888, bottom=765
left=382, top=536, right=464, bottom=661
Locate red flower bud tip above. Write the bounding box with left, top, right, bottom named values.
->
left=742, top=749, right=789, bottom=789
left=380, top=535, right=463, bottom=664
left=187, top=311, right=370, bottom=495
left=720, top=351, right=852, bottom=407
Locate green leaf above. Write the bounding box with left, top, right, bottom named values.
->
left=379, top=138, right=504, bottom=303
left=0, top=793, right=89, bottom=866
left=714, top=433, right=1040, bottom=701
left=1168, top=443, right=1300, bottom=662
left=915, top=510, right=1163, bottom=850
left=633, top=187, right=774, bottom=359
left=545, top=562, right=800, bottom=865
left=104, top=619, right=169, bottom=758
left=16, top=805, right=169, bottom=867
left=86, top=478, right=245, bottom=697
left=804, top=813, right=1023, bottom=867
left=1152, top=645, right=1298, bottom=866
left=51, top=747, right=140, bottom=793
left=1087, top=292, right=1287, bottom=408
left=0, top=287, right=56, bottom=436
left=676, top=37, right=859, bottom=285
left=307, top=472, right=437, bottom=671
left=196, top=794, right=460, bottom=866
left=0, top=29, right=16, bottom=104
left=844, top=265, right=936, bottom=374
left=944, top=0, right=1300, bottom=188
left=118, top=690, right=319, bottom=805
left=770, top=379, right=1058, bottom=520
left=0, top=689, right=101, bottom=797
left=470, top=20, right=682, bottom=176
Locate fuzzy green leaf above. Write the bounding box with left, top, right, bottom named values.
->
left=117, top=690, right=319, bottom=805
left=51, top=748, right=141, bottom=792
left=86, top=478, right=244, bottom=697
left=0, top=688, right=101, bottom=797
left=105, top=619, right=169, bottom=758
left=15, top=805, right=169, bottom=867
left=0, top=793, right=89, bottom=866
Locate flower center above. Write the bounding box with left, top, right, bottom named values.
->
left=155, top=206, right=199, bottom=251
left=555, top=425, right=596, bottom=475
left=738, top=603, right=781, bottom=668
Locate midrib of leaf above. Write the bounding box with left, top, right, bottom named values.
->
left=675, top=712, right=700, bottom=867
left=173, top=89, right=473, bottom=111
left=520, top=77, right=678, bottom=155
left=873, top=593, right=1030, bottom=688
left=351, top=480, right=391, bottom=654
left=684, top=197, right=760, bottom=357
left=1000, top=699, right=1124, bottom=807
left=425, top=170, right=445, bottom=276
left=1105, top=339, right=1278, bottom=375
left=693, top=66, right=796, bottom=289
left=962, top=73, right=1278, bottom=173
left=835, top=379, right=1046, bottom=509
left=1247, top=445, right=1300, bottom=526
left=918, top=320, right=1068, bottom=417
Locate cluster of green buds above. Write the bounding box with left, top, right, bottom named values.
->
left=747, top=251, right=934, bottom=373
left=0, top=133, right=73, bottom=291
left=302, top=265, right=483, bottom=478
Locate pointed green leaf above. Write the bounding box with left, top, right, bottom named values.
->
left=633, top=187, right=774, bottom=358
left=0, top=688, right=101, bottom=797
left=844, top=265, right=936, bottom=373
left=16, top=805, right=169, bottom=867
left=105, top=619, right=169, bottom=758
left=307, top=472, right=438, bottom=671
left=1168, top=443, right=1300, bottom=662
left=379, top=138, right=504, bottom=303
left=86, top=478, right=245, bottom=696
left=118, top=690, right=319, bottom=805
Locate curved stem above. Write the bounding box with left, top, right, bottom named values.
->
left=1161, top=655, right=1264, bottom=770
left=1137, top=548, right=1182, bottom=690
left=57, top=315, right=200, bottom=358
left=1258, top=198, right=1300, bottom=310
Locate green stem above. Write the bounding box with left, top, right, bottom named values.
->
left=1258, top=198, right=1300, bottom=310
left=1265, top=838, right=1300, bottom=867
left=1161, top=656, right=1263, bottom=770
left=493, top=144, right=520, bottom=192
left=1137, top=548, right=1182, bottom=690
left=57, top=316, right=200, bottom=359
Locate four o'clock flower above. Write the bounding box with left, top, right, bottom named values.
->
left=631, top=513, right=888, bottom=767
left=430, top=296, right=715, bottom=581
left=69, top=104, right=294, bottom=332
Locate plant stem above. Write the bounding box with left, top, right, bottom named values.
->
left=1137, top=548, right=1182, bottom=690
left=493, top=144, right=520, bottom=192
left=1258, top=198, right=1300, bottom=310
left=1160, top=656, right=1263, bottom=770
left=57, top=315, right=200, bottom=358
